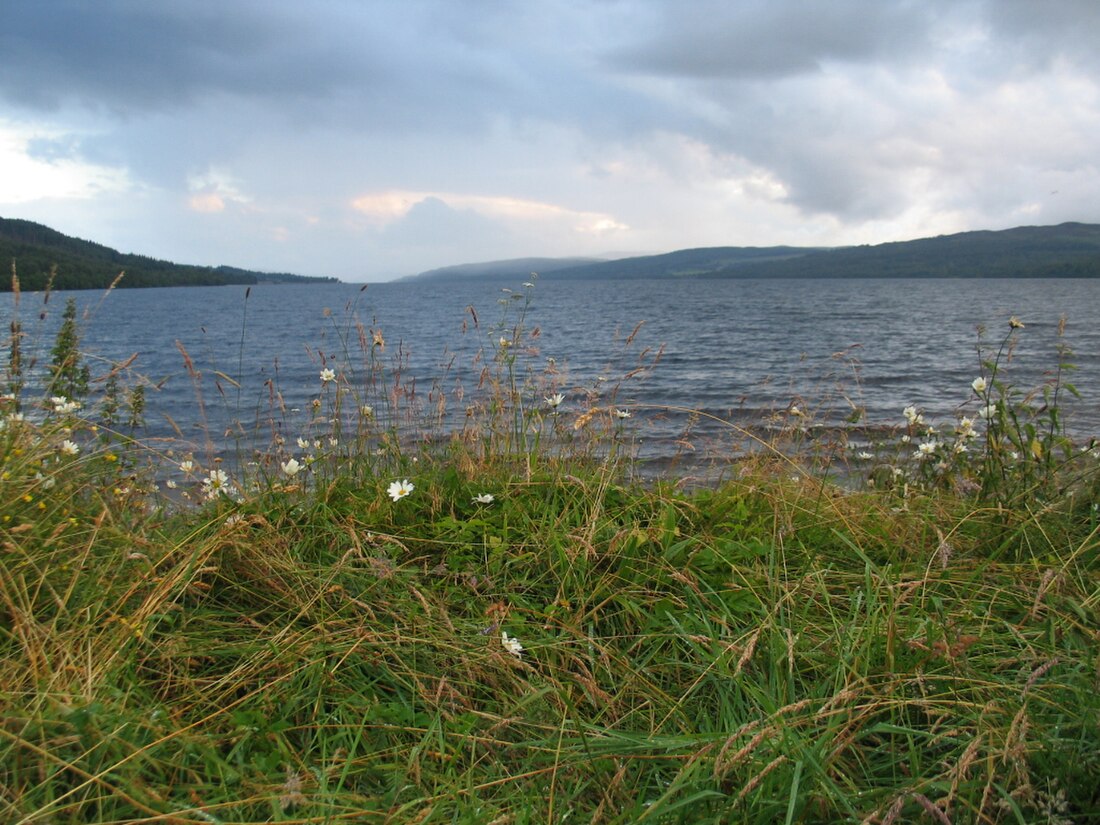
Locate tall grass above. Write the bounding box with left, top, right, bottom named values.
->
left=0, top=279, right=1097, bottom=823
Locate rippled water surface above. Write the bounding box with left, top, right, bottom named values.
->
left=4, top=278, right=1099, bottom=463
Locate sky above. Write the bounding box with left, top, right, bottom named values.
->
left=2, top=1, right=1099, bottom=282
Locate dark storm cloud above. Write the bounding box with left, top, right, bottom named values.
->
left=0, top=0, right=372, bottom=112
left=1, top=0, right=668, bottom=143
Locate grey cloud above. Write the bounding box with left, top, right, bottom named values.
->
left=591, top=0, right=1100, bottom=227
left=0, top=0, right=409, bottom=114
left=982, top=0, right=1100, bottom=72
left=1, top=0, right=665, bottom=140
left=604, top=0, right=937, bottom=79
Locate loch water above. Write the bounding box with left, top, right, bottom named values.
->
left=4, top=278, right=1099, bottom=469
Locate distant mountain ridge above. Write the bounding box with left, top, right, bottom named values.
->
left=404, top=222, right=1100, bottom=282
left=0, top=217, right=340, bottom=290
left=404, top=256, right=603, bottom=282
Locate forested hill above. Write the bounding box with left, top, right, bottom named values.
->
left=0, top=217, right=340, bottom=290
left=403, top=222, right=1100, bottom=282
left=696, top=222, right=1100, bottom=280
left=547, top=222, right=1100, bottom=280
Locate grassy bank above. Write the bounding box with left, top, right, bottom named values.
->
left=1, top=287, right=1098, bottom=823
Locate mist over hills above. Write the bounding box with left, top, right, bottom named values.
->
left=405, top=222, right=1100, bottom=282
left=0, top=217, right=340, bottom=290
left=404, top=256, right=602, bottom=282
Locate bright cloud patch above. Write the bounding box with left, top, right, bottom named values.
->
left=187, top=168, right=250, bottom=214
left=0, top=122, right=129, bottom=204
left=350, top=190, right=627, bottom=235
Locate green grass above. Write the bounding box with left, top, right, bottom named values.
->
left=0, top=288, right=1097, bottom=823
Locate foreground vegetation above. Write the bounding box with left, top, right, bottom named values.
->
left=1, top=283, right=1098, bottom=823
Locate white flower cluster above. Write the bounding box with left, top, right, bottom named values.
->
left=50, top=396, right=82, bottom=415
left=501, top=631, right=524, bottom=659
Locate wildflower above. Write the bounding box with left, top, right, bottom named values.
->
left=858, top=451, right=873, bottom=460
left=320, top=368, right=336, bottom=383
left=297, top=437, right=310, bottom=449
left=523, top=281, right=534, bottom=288
left=978, top=404, right=997, bottom=421
left=51, top=396, right=81, bottom=415
left=387, top=479, right=414, bottom=501
left=472, top=493, right=495, bottom=504
left=614, top=409, right=631, bottom=419
left=59, top=440, right=80, bottom=456
left=179, top=460, right=194, bottom=473
left=34, top=472, right=56, bottom=490
left=281, top=458, right=302, bottom=477
left=372, top=329, right=385, bottom=348
left=789, top=405, right=803, bottom=417
left=545, top=393, right=565, bottom=409
left=902, top=405, right=925, bottom=426
left=202, top=469, right=231, bottom=499
left=916, top=441, right=937, bottom=459
left=501, top=631, right=524, bottom=659
left=900, top=434, right=911, bottom=443
left=499, top=336, right=511, bottom=348
left=361, top=404, right=374, bottom=417
left=1008, top=316, right=1025, bottom=329
left=957, top=417, right=975, bottom=435
left=971, top=377, right=987, bottom=394
left=328, top=437, right=339, bottom=448
left=165, top=479, right=178, bottom=489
